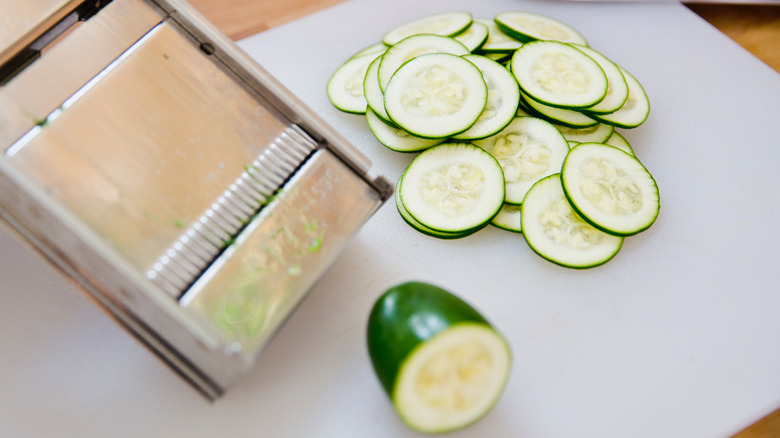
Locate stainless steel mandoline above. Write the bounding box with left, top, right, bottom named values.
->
left=0, top=0, right=392, bottom=399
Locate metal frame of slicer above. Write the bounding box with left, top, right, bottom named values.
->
left=0, top=0, right=392, bottom=399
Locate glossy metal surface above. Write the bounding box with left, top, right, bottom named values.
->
left=0, top=0, right=391, bottom=398
left=181, top=149, right=384, bottom=361
left=7, top=19, right=292, bottom=277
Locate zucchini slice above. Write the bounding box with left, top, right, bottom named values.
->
left=363, top=54, right=392, bottom=123
left=454, top=21, right=490, bottom=52
left=561, top=143, right=660, bottom=236
left=521, top=174, right=624, bottom=268
left=603, top=130, right=634, bottom=156
left=326, top=53, right=377, bottom=114
left=473, top=17, right=523, bottom=53
left=572, top=44, right=629, bottom=115
left=591, top=67, right=650, bottom=129
left=395, top=179, right=476, bottom=239
left=494, top=11, right=588, bottom=45
left=367, top=282, right=512, bottom=434
left=452, top=54, right=521, bottom=141
left=519, top=90, right=599, bottom=129
left=481, top=51, right=513, bottom=64
left=399, top=143, right=505, bottom=233
left=491, top=203, right=523, bottom=233
left=366, top=109, right=444, bottom=153
left=511, top=40, right=607, bottom=110
left=382, top=11, right=473, bottom=46
left=384, top=53, right=487, bottom=139
left=474, top=116, right=570, bottom=205
left=378, top=34, right=470, bottom=91
left=349, top=42, right=388, bottom=60
left=554, top=121, right=614, bottom=144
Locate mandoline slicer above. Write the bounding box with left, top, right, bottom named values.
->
left=0, top=0, right=392, bottom=399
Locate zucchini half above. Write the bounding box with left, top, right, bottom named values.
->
left=367, top=282, right=511, bottom=434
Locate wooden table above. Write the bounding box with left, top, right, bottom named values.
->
left=185, top=0, right=779, bottom=436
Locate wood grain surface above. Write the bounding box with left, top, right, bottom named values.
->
left=184, top=0, right=779, bottom=435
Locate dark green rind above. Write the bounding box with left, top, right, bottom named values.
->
left=366, top=282, right=492, bottom=397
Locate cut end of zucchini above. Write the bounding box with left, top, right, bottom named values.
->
left=393, top=323, right=511, bottom=434
left=368, top=282, right=511, bottom=434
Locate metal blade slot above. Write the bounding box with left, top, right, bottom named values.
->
left=146, top=125, right=318, bottom=297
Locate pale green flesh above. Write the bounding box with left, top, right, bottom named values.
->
left=393, top=324, right=512, bottom=434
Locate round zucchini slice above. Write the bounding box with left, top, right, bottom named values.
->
left=473, top=17, right=523, bottom=52
left=603, top=130, right=634, bottom=156
left=378, top=34, right=470, bottom=91
left=384, top=53, right=488, bottom=139
left=367, top=281, right=512, bottom=434
left=454, top=21, right=490, bottom=52
left=561, top=142, right=660, bottom=236
left=452, top=54, right=521, bottom=141
left=591, top=67, right=650, bottom=129
left=554, top=121, right=614, bottom=144
left=394, top=178, right=476, bottom=239
left=491, top=203, right=523, bottom=233
left=366, top=109, right=444, bottom=153
left=382, top=11, right=473, bottom=46
left=511, top=40, right=608, bottom=110
left=571, top=44, right=629, bottom=115
left=399, top=143, right=505, bottom=233
left=326, top=53, right=377, bottom=114
left=363, top=54, right=392, bottom=123
left=494, top=11, right=588, bottom=45
left=519, top=90, right=599, bottom=129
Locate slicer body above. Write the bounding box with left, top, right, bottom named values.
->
left=0, top=0, right=391, bottom=398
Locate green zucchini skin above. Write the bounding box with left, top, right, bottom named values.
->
left=366, top=282, right=491, bottom=396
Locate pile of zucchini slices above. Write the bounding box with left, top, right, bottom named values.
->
left=328, top=10, right=659, bottom=270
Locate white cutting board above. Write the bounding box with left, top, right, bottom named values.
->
left=2, top=0, right=779, bottom=437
